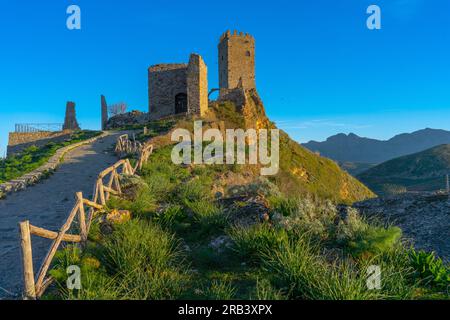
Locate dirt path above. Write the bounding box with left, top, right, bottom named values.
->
left=0, top=132, right=122, bottom=299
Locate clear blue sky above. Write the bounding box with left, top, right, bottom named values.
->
left=1, top=0, right=450, bottom=156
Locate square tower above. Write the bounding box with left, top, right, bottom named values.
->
left=148, top=54, right=208, bottom=119
left=218, top=30, right=255, bottom=91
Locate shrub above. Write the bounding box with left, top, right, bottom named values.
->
left=99, top=219, right=188, bottom=299
left=229, top=224, right=288, bottom=264
left=177, top=177, right=213, bottom=205
left=204, top=280, right=236, bottom=300
left=228, top=177, right=281, bottom=198
left=262, top=234, right=376, bottom=300
left=156, top=204, right=186, bottom=227
left=107, top=185, right=157, bottom=219
left=361, top=248, right=417, bottom=299
left=410, top=249, right=450, bottom=289
left=186, top=200, right=228, bottom=240
left=268, top=195, right=299, bottom=217
left=253, top=278, right=285, bottom=300
left=272, top=197, right=338, bottom=240
left=345, top=225, right=402, bottom=258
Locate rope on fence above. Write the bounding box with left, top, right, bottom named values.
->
left=18, top=134, right=153, bottom=300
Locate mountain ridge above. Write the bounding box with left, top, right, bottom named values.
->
left=303, top=128, right=450, bottom=164
left=357, top=144, right=450, bottom=195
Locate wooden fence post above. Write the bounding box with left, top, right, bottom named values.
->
left=19, top=220, right=36, bottom=300
left=98, top=180, right=106, bottom=205
left=76, top=192, right=87, bottom=243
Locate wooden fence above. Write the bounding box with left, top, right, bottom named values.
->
left=115, top=133, right=143, bottom=158
left=115, top=134, right=153, bottom=172
left=19, top=135, right=153, bottom=300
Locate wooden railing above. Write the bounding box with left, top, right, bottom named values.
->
left=19, top=136, right=153, bottom=300
left=115, top=133, right=153, bottom=172
left=115, top=134, right=143, bottom=158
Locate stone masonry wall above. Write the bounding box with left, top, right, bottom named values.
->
left=218, top=30, right=255, bottom=91
left=63, top=101, right=80, bottom=131
left=148, top=64, right=188, bottom=118
left=1, top=133, right=106, bottom=197
left=7, top=131, right=73, bottom=156
left=187, top=54, right=208, bottom=116
left=101, top=95, right=108, bottom=130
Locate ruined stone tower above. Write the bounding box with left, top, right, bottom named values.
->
left=101, top=95, right=108, bottom=130
left=148, top=53, right=208, bottom=119
left=218, top=30, right=256, bottom=92
left=187, top=54, right=208, bottom=116
left=63, top=101, right=80, bottom=131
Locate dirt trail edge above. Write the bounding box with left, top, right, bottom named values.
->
left=0, top=131, right=123, bottom=299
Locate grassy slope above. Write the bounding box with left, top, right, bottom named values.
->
left=202, top=101, right=375, bottom=204
left=358, top=144, right=450, bottom=195
left=339, top=162, right=376, bottom=176
left=44, top=114, right=449, bottom=300
left=45, top=143, right=449, bottom=300
left=0, top=130, right=102, bottom=184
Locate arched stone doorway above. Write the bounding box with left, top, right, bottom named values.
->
left=175, top=93, right=188, bottom=114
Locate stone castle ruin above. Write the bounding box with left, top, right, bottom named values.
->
left=6, top=30, right=261, bottom=155
left=105, top=30, right=260, bottom=128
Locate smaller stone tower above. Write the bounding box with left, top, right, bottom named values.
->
left=63, top=101, right=80, bottom=131
left=101, top=95, right=108, bottom=130
left=218, top=30, right=256, bottom=92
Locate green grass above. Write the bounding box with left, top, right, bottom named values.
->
left=43, top=112, right=449, bottom=300
left=0, top=130, right=101, bottom=183
left=229, top=224, right=288, bottom=265
left=48, top=220, right=188, bottom=300
left=410, top=249, right=450, bottom=290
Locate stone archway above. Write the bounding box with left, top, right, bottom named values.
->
left=175, top=93, right=188, bottom=114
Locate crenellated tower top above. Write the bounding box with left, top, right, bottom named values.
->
left=218, top=30, right=256, bottom=91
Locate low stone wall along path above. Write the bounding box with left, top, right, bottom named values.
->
left=0, top=132, right=123, bottom=299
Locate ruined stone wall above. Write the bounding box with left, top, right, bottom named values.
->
left=218, top=87, right=247, bottom=108
left=7, top=131, right=72, bottom=156
left=63, top=101, right=80, bottom=131
left=218, top=30, right=255, bottom=91
left=148, top=64, right=188, bottom=118
left=187, top=54, right=208, bottom=116
left=101, top=95, right=108, bottom=130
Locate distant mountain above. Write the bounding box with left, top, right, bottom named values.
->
left=303, top=128, right=450, bottom=165
left=357, top=144, right=450, bottom=195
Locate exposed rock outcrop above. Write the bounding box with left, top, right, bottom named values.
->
left=106, top=110, right=149, bottom=129
left=354, top=192, right=450, bottom=262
